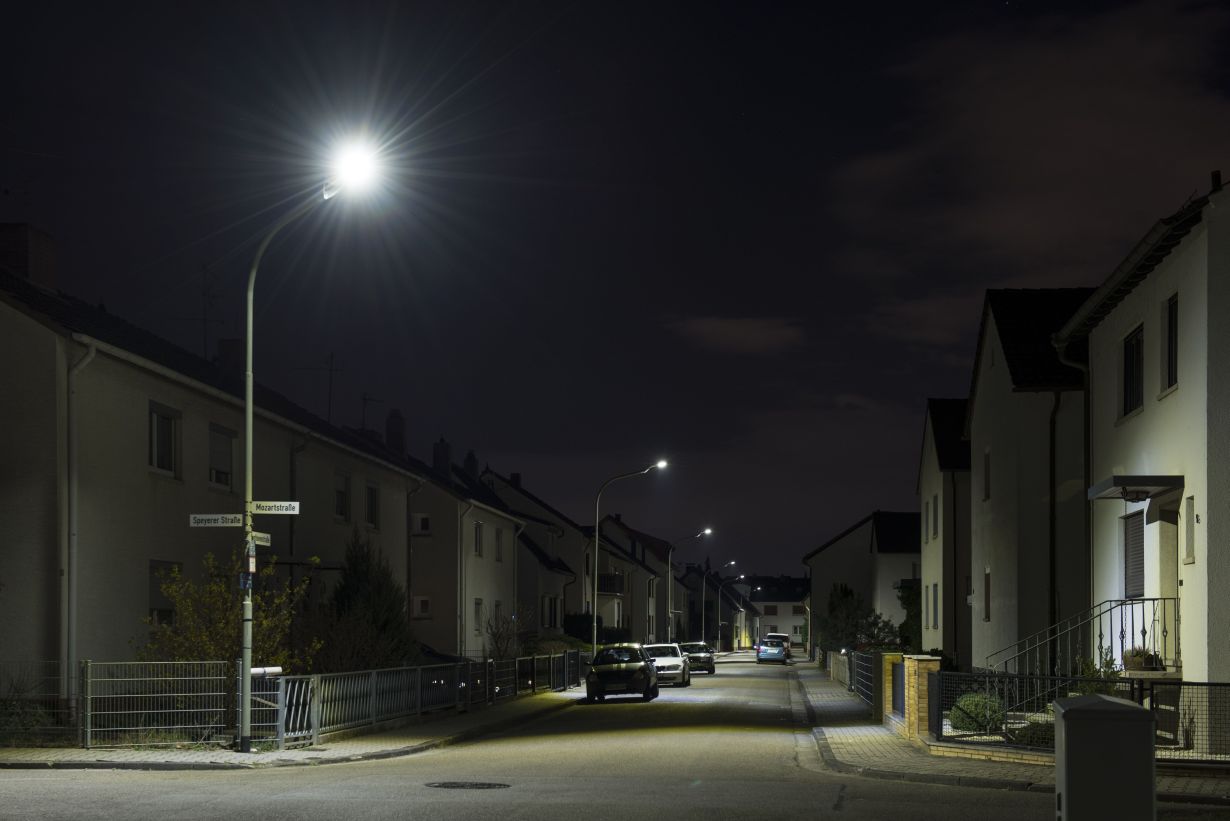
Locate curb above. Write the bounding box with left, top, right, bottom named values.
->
left=0, top=692, right=579, bottom=772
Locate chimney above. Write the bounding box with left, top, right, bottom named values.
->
left=0, top=224, right=57, bottom=289
left=509, top=472, right=522, bottom=488
left=385, top=409, right=405, bottom=458
left=432, top=437, right=452, bottom=476
left=463, top=450, right=479, bottom=479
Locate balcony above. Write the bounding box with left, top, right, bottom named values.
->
left=597, top=573, right=625, bottom=596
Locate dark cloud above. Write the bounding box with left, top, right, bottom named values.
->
left=667, top=316, right=806, bottom=355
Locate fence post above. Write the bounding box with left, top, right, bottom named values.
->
left=415, top=667, right=423, bottom=717
left=370, top=670, right=377, bottom=729
left=310, top=675, right=321, bottom=747
left=456, top=663, right=464, bottom=712
left=80, top=660, right=91, bottom=749
left=276, top=677, right=286, bottom=751
left=234, top=657, right=242, bottom=745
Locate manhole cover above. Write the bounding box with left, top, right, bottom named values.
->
left=425, top=782, right=511, bottom=790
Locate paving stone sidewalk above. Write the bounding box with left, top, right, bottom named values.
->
left=793, top=664, right=1230, bottom=806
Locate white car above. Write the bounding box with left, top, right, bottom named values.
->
left=642, top=643, right=691, bottom=687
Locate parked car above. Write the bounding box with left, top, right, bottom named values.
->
left=642, top=643, right=691, bottom=687
left=764, top=631, right=792, bottom=659
left=756, top=638, right=788, bottom=664
left=586, top=643, right=660, bottom=702
left=679, top=642, right=716, bottom=674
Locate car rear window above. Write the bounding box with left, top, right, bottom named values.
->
left=762, top=639, right=784, bottom=647
left=645, top=645, right=679, bottom=657
left=594, top=648, right=640, bottom=664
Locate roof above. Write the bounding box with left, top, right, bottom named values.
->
left=986, top=288, right=1095, bottom=390
left=745, top=575, right=809, bottom=602
left=482, top=468, right=587, bottom=533
left=802, top=510, right=919, bottom=561
left=605, top=517, right=673, bottom=565
left=517, top=530, right=574, bottom=575
left=926, top=398, right=970, bottom=472
left=1056, top=186, right=1214, bottom=347
left=0, top=268, right=498, bottom=506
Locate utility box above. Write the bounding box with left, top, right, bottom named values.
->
left=1054, top=694, right=1155, bottom=821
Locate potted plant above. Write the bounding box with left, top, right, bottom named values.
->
left=1122, top=646, right=1163, bottom=671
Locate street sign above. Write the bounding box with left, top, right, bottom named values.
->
left=189, top=513, right=243, bottom=527
left=252, top=501, right=299, bottom=515
left=252, top=531, right=272, bottom=547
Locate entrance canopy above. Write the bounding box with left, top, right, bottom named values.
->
left=1087, top=475, right=1184, bottom=503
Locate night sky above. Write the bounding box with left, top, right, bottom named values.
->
left=5, top=1, right=1230, bottom=575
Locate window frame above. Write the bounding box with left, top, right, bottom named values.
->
left=1122, top=323, right=1144, bottom=416
left=148, top=401, right=181, bottom=477
left=334, top=472, right=351, bottom=522
left=364, top=484, right=380, bottom=530
left=207, top=424, right=235, bottom=489
left=1162, top=293, right=1178, bottom=392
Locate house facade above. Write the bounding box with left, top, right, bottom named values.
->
left=966, top=289, right=1091, bottom=670
left=1054, top=175, right=1229, bottom=682
left=745, top=575, right=810, bottom=649
left=917, top=398, right=972, bottom=668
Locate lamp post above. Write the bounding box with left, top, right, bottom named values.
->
left=714, top=574, right=745, bottom=651
left=591, top=460, right=667, bottom=659
left=239, top=140, right=379, bottom=753
left=700, top=560, right=736, bottom=648
left=667, top=527, right=711, bottom=643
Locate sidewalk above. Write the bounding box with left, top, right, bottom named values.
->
left=793, top=663, right=1230, bottom=807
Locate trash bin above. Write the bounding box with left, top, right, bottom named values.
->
left=1054, top=694, right=1154, bottom=821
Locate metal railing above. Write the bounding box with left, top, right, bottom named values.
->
left=985, top=597, right=1179, bottom=676
left=0, top=661, right=76, bottom=746
left=81, top=660, right=231, bottom=748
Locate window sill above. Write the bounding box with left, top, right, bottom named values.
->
left=149, top=467, right=180, bottom=481
left=207, top=482, right=234, bottom=495
left=1115, top=406, right=1144, bottom=427
left=1157, top=383, right=1179, bottom=402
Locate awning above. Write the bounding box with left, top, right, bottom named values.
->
left=1087, top=475, right=1184, bottom=502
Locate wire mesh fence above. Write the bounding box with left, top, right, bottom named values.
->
left=82, top=661, right=231, bottom=748
left=0, top=661, right=76, bottom=747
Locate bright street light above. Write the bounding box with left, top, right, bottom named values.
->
left=667, top=527, right=712, bottom=643
left=591, top=459, right=668, bottom=659
left=325, top=140, right=382, bottom=199
left=239, top=139, right=380, bottom=753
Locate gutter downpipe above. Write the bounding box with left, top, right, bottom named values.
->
left=404, top=479, right=425, bottom=623
left=949, top=469, right=960, bottom=669
left=458, top=502, right=474, bottom=656
left=1048, top=390, right=1062, bottom=657
left=66, top=340, right=97, bottom=702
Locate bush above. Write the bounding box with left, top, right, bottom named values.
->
left=1006, top=719, right=1055, bottom=749
left=950, top=692, right=1006, bottom=733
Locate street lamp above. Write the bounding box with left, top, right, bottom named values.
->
left=700, top=560, right=736, bottom=648
left=715, top=574, right=745, bottom=651
left=239, top=139, right=381, bottom=753
left=591, top=459, right=668, bottom=659
left=667, top=527, right=711, bottom=643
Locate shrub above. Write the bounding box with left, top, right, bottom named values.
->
left=1006, top=719, right=1055, bottom=749
left=949, top=692, right=1006, bottom=733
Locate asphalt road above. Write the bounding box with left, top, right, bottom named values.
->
left=1, top=656, right=1224, bottom=820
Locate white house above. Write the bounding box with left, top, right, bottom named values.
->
left=966, top=289, right=1092, bottom=671
left=802, top=511, right=919, bottom=651
left=916, top=398, right=972, bottom=668
left=745, top=575, right=810, bottom=649
left=1053, top=173, right=1229, bottom=683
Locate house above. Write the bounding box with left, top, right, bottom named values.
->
left=590, top=514, right=661, bottom=644
left=745, top=575, right=810, bottom=651
left=802, top=511, right=920, bottom=652
left=1052, top=172, right=1228, bottom=682
left=966, top=288, right=1093, bottom=671
left=480, top=469, right=578, bottom=645
left=916, top=398, right=972, bottom=668
left=602, top=517, right=683, bottom=644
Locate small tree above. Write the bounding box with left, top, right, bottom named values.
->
left=485, top=608, right=532, bottom=660
left=896, top=581, right=921, bottom=652
left=817, top=583, right=869, bottom=652
left=139, top=549, right=318, bottom=672
left=312, top=530, right=418, bottom=673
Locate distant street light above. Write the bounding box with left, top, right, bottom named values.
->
left=700, top=560, right=736, bottom=647
left=591, top=460, right=668, bottom=659
left=239, top=138, right=381, bottom=753
left=667, top=527, right=711, bottom=643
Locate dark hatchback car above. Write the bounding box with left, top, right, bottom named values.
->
left=586, top=643, right=660, bottom=702
left=678, top=642, right=716, bottom=674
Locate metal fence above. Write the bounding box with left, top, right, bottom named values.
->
left=1147, top=680, right=1230, bottom=762
left=891, top=661, right=905, bottom=716
left=82, top=661, right=231, bottom=748
left=0, top=661, right=77, bottom=746
left=850, top=652, right=875, bottom=706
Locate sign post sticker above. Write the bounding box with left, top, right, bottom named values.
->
left=252, top=531, right=272, bottom=547
left=253, top=501, right=300, bottom=515
left=189, top=513, right=243, bottom=528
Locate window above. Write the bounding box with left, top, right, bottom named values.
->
left=411, top=515, right=431, bottom=534
left=763, top=604, right=778, bottom=616
left=495, top=529, right=503, bottom=562
left=1124, top=511, right=1144, bottom=598
left=334, top=473, right=350, bottom=521
left=983, top=569, right=991, bottom=622
left=932, top=582, right=939, bottom=630
left=474, top=522, right=484, bottom=557
left=932, top=494, right=939, bottom=538
left=473, top=598, right=483, bottom=634
left=1163, top=294, right=1178, bottom=390
left=767, top=624, right=778, bottom=633
left=365, top=485, right=380, bottom=529
left=793, top=624, right=802, bottom=636
left=148, top=402, right=180, bottom=475
left=1123, top=324, right=1144, bottom=415
left=494, top=600, right=502, bottom=624
left=1185, top=496, right=1196, bottom=564
left=982, top=451, right=991, bottom=501
left=923, top=501, right=929, bottom=544
left=412, top=596, right=431, bottom=619
left=923, top=585, right=929, bottom=628
left=208, top=425, right=234, bottom=488
left=792, top=605, right=806, bottom=615
left=148, top=560, right=181, bottom=626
